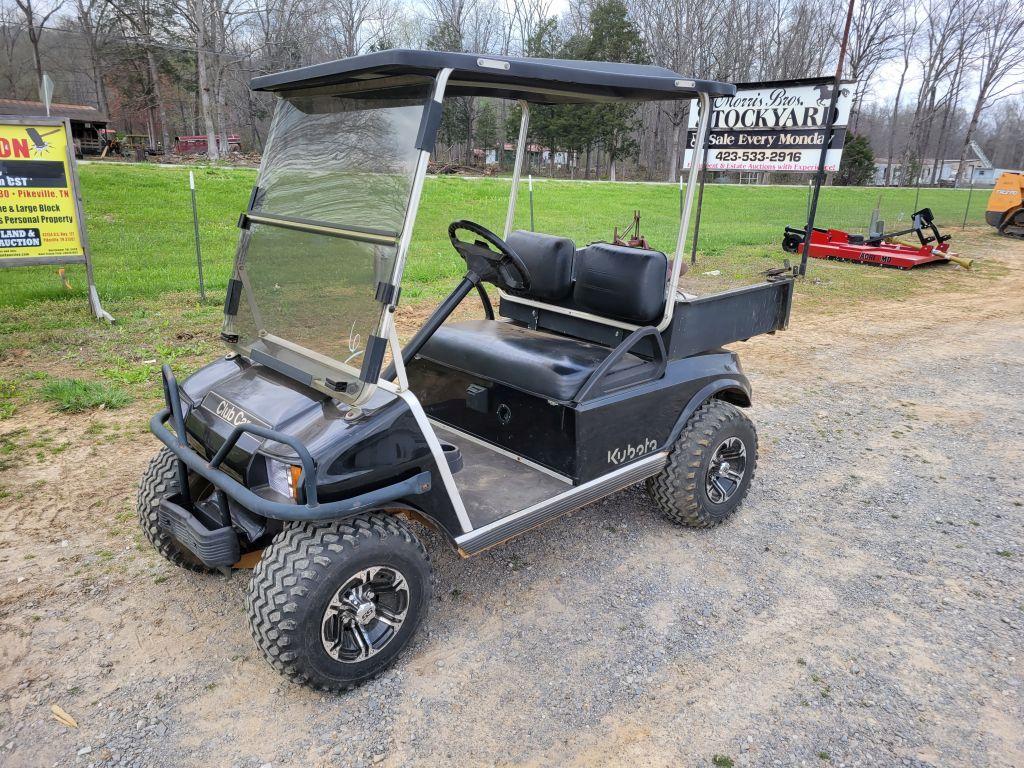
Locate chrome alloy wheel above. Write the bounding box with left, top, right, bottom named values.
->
left=321, top=566, right=409, bottom=663
left=705, top=436, right=747, bottom=504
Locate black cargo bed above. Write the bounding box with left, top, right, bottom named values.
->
left=665, top=278, right=794, bottom=358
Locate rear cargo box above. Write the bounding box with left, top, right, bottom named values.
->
left=664, top=279, right=793, bottom=358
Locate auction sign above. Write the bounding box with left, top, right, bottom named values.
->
left=683, top=77, right=854, bottom=173
left=0, top=116, right=110, bottom=320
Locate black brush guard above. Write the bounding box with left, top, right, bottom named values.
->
left=150, top=365, right=433, bottom=524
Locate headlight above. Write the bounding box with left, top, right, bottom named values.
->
left=265, top=458, right=302, bottom=501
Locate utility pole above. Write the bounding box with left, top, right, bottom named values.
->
left=799, top=0, right=856, bottom=276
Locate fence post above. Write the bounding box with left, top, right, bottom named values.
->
left=690, top=122, right=713, bottom=266
left=189, top=170, right=206, bottom=302
left=962, top=165, right=976, bottom=230
left=529, top=174, right=534, bottom=232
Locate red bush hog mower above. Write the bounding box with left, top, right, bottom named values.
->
left=782, top=207, right=972, bottom=270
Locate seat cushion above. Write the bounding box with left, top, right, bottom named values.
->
left=573, top=242, right=668, bottom=324
left=418, top=320, right=648, bottom=402
left=505, top=230, right=576, bottom=301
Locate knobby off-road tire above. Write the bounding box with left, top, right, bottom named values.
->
left=646, top=399, right=758, bottom=528
left=247, top=514, right=431, bottom=692
left=137, top=447, right=213, bottom=573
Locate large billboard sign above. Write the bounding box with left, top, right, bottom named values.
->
left=0, top=116, right=110, bottom=320
left=683, top=78, right=854, bottom=173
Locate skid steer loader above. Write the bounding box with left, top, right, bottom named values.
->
left=986, top=171, right=1024, bottom=237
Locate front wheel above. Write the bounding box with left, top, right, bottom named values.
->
left=247, top=513, right=431, bottom=691
left=646, top=399, right=758, bottom=528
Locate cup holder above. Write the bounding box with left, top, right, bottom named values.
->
left=439, top=441, right=464, bottom=474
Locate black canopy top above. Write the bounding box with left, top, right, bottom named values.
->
left=250, top=49, right=735, bottom=104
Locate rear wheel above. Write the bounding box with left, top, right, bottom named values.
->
left=646, top=399, right=758, bottom=528
left=247, top=513, right=431, bottom=691
left=136, top=448, right=212, bottom=573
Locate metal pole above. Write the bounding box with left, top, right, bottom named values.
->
left=799, top=0, right=855, bottom=277
left=962, top=165, right=975, bottom=229
left=529, top=174, right=534, bottom=232
left=690, top=102, right=714, bottom=265
left=913, top=173, right=921, bottom=211
left=679, top=174, right=684, bottom=218
left=663, top=91, right=711, bottom=329
left=189, top=171, right=206, bottom=301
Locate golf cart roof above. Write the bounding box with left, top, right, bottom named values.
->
left=250, top=49, right=736, bottom=104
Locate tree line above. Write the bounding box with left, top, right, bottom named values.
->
left=1, top=0, right=1022, bottom=181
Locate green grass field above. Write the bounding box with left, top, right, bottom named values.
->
left=0, top=163, right=993, bottom=307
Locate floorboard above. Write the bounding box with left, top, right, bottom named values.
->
left=434, top=424, right=570, bottom=529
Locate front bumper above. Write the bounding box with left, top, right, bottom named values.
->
left=151, top=365, right=432, bottom=522
left=158, top=493, right=240, bottom=568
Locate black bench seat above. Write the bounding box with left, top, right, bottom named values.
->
left=418, top=319, right=651, bottom=402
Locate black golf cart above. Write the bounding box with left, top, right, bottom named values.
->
left=139, top=50, right=794, bottom=691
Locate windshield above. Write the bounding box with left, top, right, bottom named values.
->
left=225, top=85, right=431, bottom=404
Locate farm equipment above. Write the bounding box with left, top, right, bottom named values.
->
left=986, top=171, right=1024, bottom=237
left=613, top=210, right=655, bottom=250
left=782, top=208, right=972, bottom=269
left=138, top=49, right=795, bottom=691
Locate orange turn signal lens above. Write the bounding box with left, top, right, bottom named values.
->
left=288, top=465, right=303, bottom=501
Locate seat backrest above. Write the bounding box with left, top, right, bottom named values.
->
left=572, top=242, right=667, bottom=325
left=505, top=230, right=575, bottom=301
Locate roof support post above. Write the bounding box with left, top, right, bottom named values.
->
left=661, top=91, right=711, bottom=329
left=391, top=67, right=453, bottom=286
left=503, top=101, right=531, bottom=239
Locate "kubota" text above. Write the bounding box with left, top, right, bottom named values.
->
left=607, top=438, right=657, bottom=465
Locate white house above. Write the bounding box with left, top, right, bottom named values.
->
left=873, top=158, right=1012, bottom=187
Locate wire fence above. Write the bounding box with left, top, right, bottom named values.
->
left=810, top=182, right=988, bottom=233
left=0, top=163, right=995, bottom=309
left=683, top=178, right=989, bottom=247
left=508, top=176, right=989, bottom=248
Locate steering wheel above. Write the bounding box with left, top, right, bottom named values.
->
left=448, top=220, right=532, bottom=294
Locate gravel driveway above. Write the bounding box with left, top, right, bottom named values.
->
left=0, top=232, right=1021, bottom=768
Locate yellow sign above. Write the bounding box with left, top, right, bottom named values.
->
left=0, top=121, right=84, bottom=257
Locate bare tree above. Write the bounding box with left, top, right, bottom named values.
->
left=953, top=0, right=1024, bottom=185
left=72, top=0, right=112, bottom=115
left=0, top=0, right=27, bottom=97
left=504, top=0, right=552, bottom=54
left=110, top=0, right=174, bottom=154
left=983, top=96, right=1024, bottom=167
left=177, top=0, right=220, bottom=158
left=928, top=15, right=974, bottom=184
left=632, top=0, right=719, bottom=179
left=12, top=0, right=64, bottom=92
left=761, top=0, right=843, bottom=80
left=900, top=0, right=975, bottom=183
left=210, top=0, right=249, bottom=154
left=846, top=0, right=904, bottom=130
left=883, top=1, right=921, bottom=184
left=422, top=0, right=475, bottom=48
left=330, top=0, right=374, bottom=56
